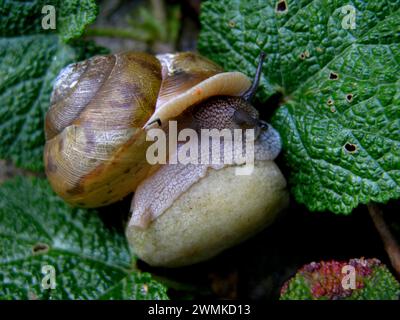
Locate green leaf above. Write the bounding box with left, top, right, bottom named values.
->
left=0, top=0, right=105, bottom=171
left=0, top=177, right=168, bottom=300
left=199, top=0, right=400, bottom=213
left=0, top=0, right=97, bottom=42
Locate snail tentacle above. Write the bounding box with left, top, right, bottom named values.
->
left=242, top=51, right=266, bottom=101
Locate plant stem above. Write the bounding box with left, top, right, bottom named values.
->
left=368, top=203, right=400, bottom=276
left=85, top=27, right=151, bottom=42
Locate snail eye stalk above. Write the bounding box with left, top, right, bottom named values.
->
left=242, top=51, right=266, bottom=102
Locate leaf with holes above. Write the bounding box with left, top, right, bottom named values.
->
left=199, top=0, right=400, bottom=213
left=0, top=177, right=168, bottom=300
left=0, top=0, right=106, bottom=171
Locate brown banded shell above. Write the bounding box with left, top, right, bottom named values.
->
left=44, top=52, right=252, bottom=207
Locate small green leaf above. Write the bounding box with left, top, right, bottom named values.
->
left=0, top=177, right=168, bottom=300
left=199, top=0, right=400, bottom=213
left=0, top=0, right=105, bottom=171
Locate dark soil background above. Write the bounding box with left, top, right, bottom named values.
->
left=1, top=0, right=399, bottom=300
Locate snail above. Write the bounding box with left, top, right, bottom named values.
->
left=44, top=51, right=289, bottom=267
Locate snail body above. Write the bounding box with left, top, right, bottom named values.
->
left=44, top=51, right=288, bottom=267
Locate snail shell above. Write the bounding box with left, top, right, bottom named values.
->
left=44, top=52, right=251, bottom=207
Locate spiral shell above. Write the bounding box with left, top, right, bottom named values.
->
left=44, top=52, right=251, bottom=207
